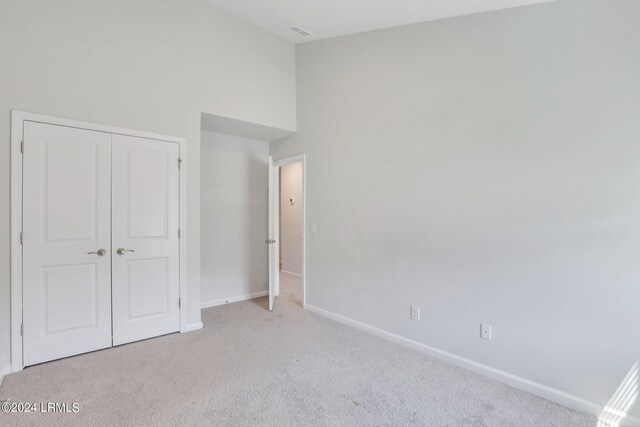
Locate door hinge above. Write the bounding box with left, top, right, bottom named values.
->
left=20, top=232, right=23, bottom=245
left=178, top=298, right=181, bottom=308
left=20, top=140, right=24, bottom=153
left=20, top=323, right=24, bottom=336
left=178, top=158, right=182, bottom=169
left=178, top=228, right=181, bottom=238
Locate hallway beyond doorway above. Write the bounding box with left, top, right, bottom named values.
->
left=279, top=272, right=302, bottom=306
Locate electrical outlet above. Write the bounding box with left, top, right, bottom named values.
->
left=311, top=223, right=317, bottom=233
left=411, top=305, right=420, bottom=321
left=201, top=279, right=208, bottom=288
left=481, top=323, right=491, bottom=340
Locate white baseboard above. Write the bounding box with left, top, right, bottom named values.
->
left=201, top=290, right=268, bottom=309
left=0, top=364, right=12, bottom=387
left=281, top=270, right=302, bottom=278
left=303, top=304, right=640, bottom=426
left=181, top=322, right=203, bottom=333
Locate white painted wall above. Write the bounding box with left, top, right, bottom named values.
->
left=279, top=162, right=303, bottom=275
left=272, top=0, right=640, bottom=418
left=0, top=0, right=295, bottom=369
left=200, top=131, right=269, bottom=305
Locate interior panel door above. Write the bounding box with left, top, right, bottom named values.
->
left=268, top=157, right=280, bottom=311
left=22, top=122, right=113, bottom=366
left=111, top=134, right=180, bottom=345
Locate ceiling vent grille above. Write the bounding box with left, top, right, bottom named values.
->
left=289, top=26, right=313, bottom=37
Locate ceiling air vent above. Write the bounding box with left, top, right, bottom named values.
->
left=289, top=26, right=313, bottom=37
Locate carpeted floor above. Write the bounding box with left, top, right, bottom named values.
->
left=0, top=274, right=596, bottom=426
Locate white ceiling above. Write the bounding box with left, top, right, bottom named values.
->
left=204, top=0, right=554, bottom=43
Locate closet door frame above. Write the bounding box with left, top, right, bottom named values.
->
left=10, top=110, right=188, bottom=373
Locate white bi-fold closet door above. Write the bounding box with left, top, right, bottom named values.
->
left=22, top=122, right=180, bottom=366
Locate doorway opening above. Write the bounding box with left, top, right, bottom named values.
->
left=268, top=154, right=306, bottom=310
left=279, top=160, right=304, bottom=306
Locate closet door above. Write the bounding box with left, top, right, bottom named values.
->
left=111, top=135, right=180, bottom=345
left=22, top=122, right=113, bottom=366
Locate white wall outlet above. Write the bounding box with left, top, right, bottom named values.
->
left=481, top=323, right=491, bottom=340
left=201, top=279, right=208, bottom=288
left=311, top=223, right=317, bottom=233
left=411, top=305, right=420, bottom=321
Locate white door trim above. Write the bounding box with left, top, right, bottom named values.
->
left=10, top=110, right=189, bottom=373
left=273, top=154, right=306, bottom=307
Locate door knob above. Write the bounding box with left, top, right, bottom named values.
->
left=88, top=249, right=107, bottom=256
left=116, top=248, right=135, bottom=256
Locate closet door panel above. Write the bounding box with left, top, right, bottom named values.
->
left=22, top=122, right=113, bottom=366
left=111, top=135, right=180, bottom=346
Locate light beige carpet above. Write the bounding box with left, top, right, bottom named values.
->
left=1, top=276, right=595, bottom=426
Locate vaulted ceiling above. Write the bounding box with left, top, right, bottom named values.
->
left=204, top=0, right=554, bottom=43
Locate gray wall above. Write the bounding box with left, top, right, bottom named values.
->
left=0, top=0, right=295, bottom=370
left=272, top=0, right=640, bottom=416
left=280, top=162, right=304, bottom=275
left=200, top=131, right=269, bottom=304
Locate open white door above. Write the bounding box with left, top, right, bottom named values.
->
left=268, top=157, right=280, bottom=311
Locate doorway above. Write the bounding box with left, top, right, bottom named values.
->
left=279, top=160, right=304, bottom=305
left=267, top=154, right=306, bottom=310
left=10, top=111, right=186, bottom=371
